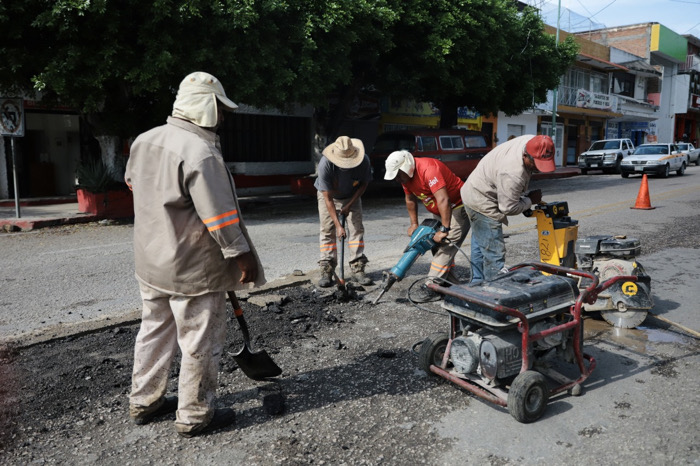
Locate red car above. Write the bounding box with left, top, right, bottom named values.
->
left=370, top=128, right=488, bottom=180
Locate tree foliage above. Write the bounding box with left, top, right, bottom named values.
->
left=0, top=0, right=577, bottom=139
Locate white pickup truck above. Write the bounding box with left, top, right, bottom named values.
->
left=578, top=138, right=635, bottom=174
left=675, top=142, right=700, bottom=166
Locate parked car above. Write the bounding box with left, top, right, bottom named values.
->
left=620, top=143, right=686, bottom=178
left=675, top=142, right=700, bottom=166
left=369, top=128, right=488, bottom=180
left=578, top=138, right=635, bottom=174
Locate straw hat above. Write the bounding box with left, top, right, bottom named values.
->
left=322, top=136, right=366, bottom=169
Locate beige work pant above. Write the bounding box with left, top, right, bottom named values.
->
left=428, top=206, right=471, bottom=281
left=317, top=192, right=367, bottom=267
left=129, top=283, right=226, bottom=434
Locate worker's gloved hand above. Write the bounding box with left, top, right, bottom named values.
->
left=527, top=189, right=542, bottom=204
left=235, top=251, right=259, bottom=284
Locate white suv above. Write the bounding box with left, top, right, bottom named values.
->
left=578, top=138, right=635, bottom=174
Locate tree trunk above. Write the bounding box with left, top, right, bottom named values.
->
left=312, top=77, right=366, bottom=172
left=94, top=135, right=125, bottom=182
left=438, top=100, right=458, bottom=129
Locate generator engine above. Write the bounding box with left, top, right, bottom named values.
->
left=449, top=320, right=574, bottom=384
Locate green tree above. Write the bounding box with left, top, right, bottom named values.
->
left=0, top=0, right=577, bottom=173
left=373, top=0, right=578, bottom=127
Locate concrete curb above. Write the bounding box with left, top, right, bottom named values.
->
left=1, top=215, right=98, bottom=232
left=0, top=272, right=315, bottom=349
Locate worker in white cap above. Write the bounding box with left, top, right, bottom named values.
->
left=384, top=150, right=470, bottom=301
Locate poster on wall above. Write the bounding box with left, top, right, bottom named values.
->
left=646, top=121, right=657, bottom=143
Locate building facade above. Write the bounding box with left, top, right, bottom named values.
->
left=576, top=23, right=689, bottom=144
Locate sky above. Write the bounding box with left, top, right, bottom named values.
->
left=525, top=0, right=700, bottom=37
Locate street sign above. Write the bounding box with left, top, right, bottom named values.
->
left=1, top=98, right=25, bottom=137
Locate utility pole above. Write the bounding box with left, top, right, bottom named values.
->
left=551, top=0, right=561, bottom=165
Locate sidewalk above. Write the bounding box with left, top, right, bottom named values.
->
left=0, top=167, right=580, bottom=231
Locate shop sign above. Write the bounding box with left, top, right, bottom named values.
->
left=576, top=89, right=613, bottom=110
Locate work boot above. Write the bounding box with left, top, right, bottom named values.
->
left=350, top=261, right=374, bottom=286
left=177, top=408, right=236, bottom=438
left=131, top=395, right=178, bottom=425
left=410, top=281, right=441, bottom=303
left=318, top=263, right=335, bottom=288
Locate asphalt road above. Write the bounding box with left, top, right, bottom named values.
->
left=1, top=172, right=699, bottom=344
left=0, top=170, right=699, bottom=464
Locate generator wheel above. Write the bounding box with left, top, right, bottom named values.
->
left=417, top=333, right=449, bottom=374
left=508, top=371, right=549, bottom=423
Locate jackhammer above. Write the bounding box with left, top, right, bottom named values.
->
left=372, top=219, right=441, bottom=304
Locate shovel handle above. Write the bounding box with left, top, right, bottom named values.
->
left=339, top=213, right=346, bottom=281
left=227, top=291, right=252, bottom=344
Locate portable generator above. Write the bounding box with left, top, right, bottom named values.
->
left=418, top=262, right=641, bottom=423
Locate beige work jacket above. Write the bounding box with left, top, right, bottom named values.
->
left=125, top=117, right=265, bottom=295
left=460, top=135, right=535, bottom=225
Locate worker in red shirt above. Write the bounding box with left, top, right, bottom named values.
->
left=384, top=150, right=470, bottom=301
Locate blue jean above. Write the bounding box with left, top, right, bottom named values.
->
left=464, top=206, right=506, bottom=282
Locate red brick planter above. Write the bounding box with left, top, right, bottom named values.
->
left=76, top=188, right=134, bottom=218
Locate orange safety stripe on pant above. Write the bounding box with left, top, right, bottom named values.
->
left=430, top=261, right=454, bottom=274
left=320, top=243, right=337, bottom=252
left=348, top=240, right=364, bottom=248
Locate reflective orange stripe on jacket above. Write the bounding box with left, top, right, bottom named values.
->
left=203, top=209, right=239, bottom=232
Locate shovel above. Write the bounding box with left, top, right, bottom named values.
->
left=227, top=291, right=282, bottom=380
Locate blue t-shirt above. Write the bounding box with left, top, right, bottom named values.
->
left=314, top=155, right=371, bottom=199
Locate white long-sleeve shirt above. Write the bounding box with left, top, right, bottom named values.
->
left=460, top=135, right=535, bottom=225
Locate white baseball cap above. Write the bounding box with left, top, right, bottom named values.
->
left=384, top=150, right=415, bottom=180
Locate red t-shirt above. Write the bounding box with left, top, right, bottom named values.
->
left=402, top=158, right=464, bottom=215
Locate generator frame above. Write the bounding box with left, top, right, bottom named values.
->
left=424, top=261, right=639, bottom=422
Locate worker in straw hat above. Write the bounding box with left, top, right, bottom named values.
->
left=314, top=135, right=374, bottom=288
left=125, top=71, right=265, bottom=438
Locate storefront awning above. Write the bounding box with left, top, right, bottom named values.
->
left=578, top=53, right=629, bottom=71
left=616, top=60, right=662, bottom=78
left=558, top=105, right=623, bottom=118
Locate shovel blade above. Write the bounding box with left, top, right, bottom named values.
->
left=232, top=344, right=282, bottom=380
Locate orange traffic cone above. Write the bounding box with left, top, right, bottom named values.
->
left=631, top=174, right=655, bottom=210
